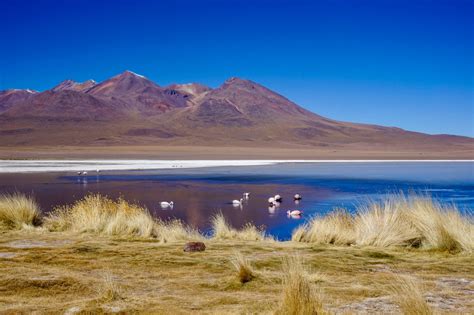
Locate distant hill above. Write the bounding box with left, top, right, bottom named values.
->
left=0, top=70, right=472, bottom=158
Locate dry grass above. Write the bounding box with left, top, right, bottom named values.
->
left=355, top=198, right=421, bottom=248
left=405, top=197, right=473, bottom=252
left=389, top=274, right=433, bottom=315
left=0, top=231, right=472, bottom=313
left=45, top=194, right=158, bottom=238
left=275, top=255, right=327, bottom=315
left=292, top=209, right=355, bottom=245
left=0, top=193, right=41, bottom=230
left=230, top=252, right=255, bottom=284
left=211, top=213, right=266, bottom=241
left=96, top=273, right=123, bottom=303
left=294, top=194, right=474, bottom=253
left=155, top=218, right=203, bottom=243
left=44, top=194, right=201, bottom=242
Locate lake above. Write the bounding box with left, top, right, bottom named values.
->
left=0, top=161, right=472, bottom=240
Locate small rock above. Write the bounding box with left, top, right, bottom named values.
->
left=183, top=242, right=206, bottom=252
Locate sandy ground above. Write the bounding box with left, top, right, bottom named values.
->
left=0, top=145, right=472, bottom=160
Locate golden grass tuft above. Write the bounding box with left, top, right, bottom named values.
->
left=45, top=194, right=157, bottom=238
left=211, top=213, right=266, bottom=241
left=389, top=274, right=432, bottom=315
left=96, top=273, right=123, bottom=303
left=275, top=255, right=327, bottom=315
left=293, top=194, right=474, bottom=252
left=292, top=209, right=355, bottom=245
left=155, top=218, right=203, bottom=243
left=230, top=252, right=255, bottom=284
left=355, top=198, right=420, bottom=248
left=44, top=194, right=200, bottom=241
left=0, top=193, right=41, bottom=230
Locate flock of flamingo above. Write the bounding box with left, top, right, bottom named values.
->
left=160, top=193, right=303, bottom=218
left=76, top=171, right=304, bottom=219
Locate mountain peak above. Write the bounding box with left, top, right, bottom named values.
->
left=222, top=77, right=259, bottom=90
left=118, top=70, right=147, bottom=79
left=224, top=77, right=251, bottom=84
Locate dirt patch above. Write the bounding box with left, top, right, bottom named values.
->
left=6, top=239, right=72, bottom=249
left=334, top=296, right=399, bottom=314
left=0, top=252, right=17, bottom=258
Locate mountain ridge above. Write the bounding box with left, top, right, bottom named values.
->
left=0, top=71, right=472, bottom=158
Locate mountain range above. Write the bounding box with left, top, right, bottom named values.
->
left=0, top=70, right=472, bottom=159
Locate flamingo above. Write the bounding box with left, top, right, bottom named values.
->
left=294, top=194, right=302, bottom=201
left=243, top=192, right=250, bottom=198
left=268, top=197, right=276, bottom=206
left=287, top=210, right=303, bottom=217
left=232, top=198, right=244, bottom=206
left=274, top=194, right=282, bottom=202
left=160, top=201, right=174, bottom=207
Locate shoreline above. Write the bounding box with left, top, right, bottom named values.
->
left=0, top=159, right=473, bottom=173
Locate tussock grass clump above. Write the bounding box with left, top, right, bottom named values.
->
left=96, top=273, right=123, bottom=303
left=45, top=194, right=157, bottom=238
left=155, top=219, right=203, bottom=243
left=292, top=209, right=355, bottom=245
left=211, top=213, right=266, bottom=241
left=355, top=198, right=420, bottom=247
left=275, top=255, right=327, bottom=315
left=293, top=194, right=474, bottom=253
left=404, top=198, right=472, bottom=253
left=230, top=252, right=255, bottom=284
left=389, top=274, right=432, bottom=315
left=45, top=194, right=200, bottom=242
left=0, top=193, right=41, bottom=230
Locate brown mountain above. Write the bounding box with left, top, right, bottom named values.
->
left=3, top=90, right=123, bottom=120
left=0, top=71, right=472, bottom=158
left=52, top=79, right=97, bottom=92
left=87, top=71, right=188, bottom=114
left=0, top=89, right=37, bottom=113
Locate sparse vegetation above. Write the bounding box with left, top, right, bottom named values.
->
left=96, top=273, right=123, bottom=303
left=294, top=194, right=474, bottom=253
left=292, top=209, right=355, bottom=245
left=389, top=274, right=433, bottom=315
left=211, top=212, right=267, bottom=241
left=45, top=194, right=157, bottom=237
left=230, top=251, right=255, bottom=284
left=44, top=194, right=201, bottom=242
left=275, top=255, right=327, bottom=315
left=0, top=231, right=472, bottom=313
left=0, top=193, right=41, bottom=230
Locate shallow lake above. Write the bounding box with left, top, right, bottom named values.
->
left=0, top=162, right=472, bottom=240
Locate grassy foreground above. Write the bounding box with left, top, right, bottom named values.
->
left=0, top=193, right=473, bottom=314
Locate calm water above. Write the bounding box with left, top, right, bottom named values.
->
left=0, top=162, right=472, bottom=240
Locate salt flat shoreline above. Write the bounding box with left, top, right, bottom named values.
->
left=0, top=159, right=472, bottom=173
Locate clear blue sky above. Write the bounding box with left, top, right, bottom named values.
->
left=1, top=0, right=473, bottom=136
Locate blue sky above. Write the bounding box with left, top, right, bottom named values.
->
left=1, top=0, right=473, bottom=136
